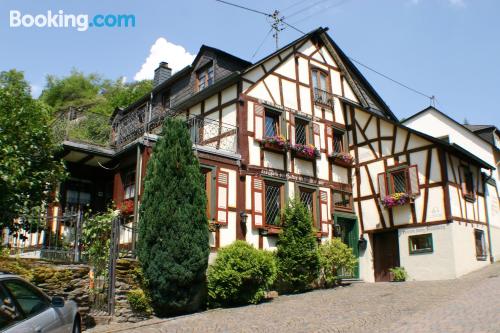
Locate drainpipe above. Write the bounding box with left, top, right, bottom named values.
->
left=483, top=170, right=494, bottom=263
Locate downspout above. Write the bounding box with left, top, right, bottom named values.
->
left=483, top=170, right=494, bottom=263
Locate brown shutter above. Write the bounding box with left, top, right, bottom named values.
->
left=290, top=113, right=296, bottom=145
left=319, top=190, right=329, bottom=234
left=378, top=172, right=388, bottom=200
left=313, top=123, right=321, bottom=148
left=254, top=103, right=265, bottom=140
left=216, top=170, right=229, bottom=224
left=252, top=176, right=265, bottom=228
left=326, top=126, right=333, bottom=154
left=408, top=165, right=420, bottom=196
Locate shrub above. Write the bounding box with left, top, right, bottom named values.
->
left=318, top=238, right=358, bottom=287
left=138, top=117, right=209, bottom=316
left=127, top=289, right=153, bottom=315
left=275, top=199, right=320, bottom=293
left=207, top=241, right=276, bottom=307
left=389, top=267, right=408, bottom=282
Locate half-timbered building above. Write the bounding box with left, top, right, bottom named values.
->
left=11, top=27, right=498, bottom=281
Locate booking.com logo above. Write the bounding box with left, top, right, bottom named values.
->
left=9, top=10, right=136, bottom=31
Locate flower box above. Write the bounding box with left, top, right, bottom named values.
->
left=261, top=135, right=288, bottom=153
left=329, top=152, right=354, bottom=167
left=290, top=144, right=320, bottom=161
left=381, top=193, right=411, bottom=208
left=117, top=199, right=134, bottom=215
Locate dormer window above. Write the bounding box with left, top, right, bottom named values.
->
left=311, top=68, right=333, bottom=106
left=197, top=63, right=214, bottom=91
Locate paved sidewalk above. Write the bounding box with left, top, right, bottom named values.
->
left=89, top=262, right=500, bottom=333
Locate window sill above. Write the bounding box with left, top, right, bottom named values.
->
left=476, top=255, right=488, bottom=261
left=259, top=226, right=282, bottom=235
left=329, top=154, right=354, bottom=167
left=259, top=140, right=288, bottom=154
left=334, top=206, right=354, bottom=213
left=314, top=100, right=334, bottom=109
left=291, top=150, right=319, bottom=161
left=464, top=194, right=476, bottom=203
left=409, top=249, right=433, bottom=255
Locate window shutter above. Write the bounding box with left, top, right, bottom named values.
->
left=252, top=176, right=265, bottom=228
left=378, top=172, right=388, bottom=200
left=326, top=126, right=333, bottom=154
left=216, top=171, right=229, bottom=224
left=408, top=165, right=420, bottom=196
left=290, top=114, right=295, bottom=145
left=313, top=123, right=321, bottom=148
left=254, top=103, right=264, bottom=140
left=280, top=110, right=287, bottom=139
left=319, top=190, right=329, bottom=234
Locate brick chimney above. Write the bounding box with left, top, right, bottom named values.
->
left=153, top=62, right=172, bottom=87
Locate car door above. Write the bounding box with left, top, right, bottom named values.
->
left=2, top=279, right=65, bottom=333
left=0, top=283, right=24, bottom=332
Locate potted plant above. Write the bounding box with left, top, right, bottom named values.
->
left=389, top=267, right=408, bottom=282
left=290, top=143, right=320, bottom=160
left=261, top=135, right=288, bottom=153
left=381, top=193, right=410, bottom=208
left=118, top=199, right=134, bottom=215
left=329, top=151, right=354, bottom=166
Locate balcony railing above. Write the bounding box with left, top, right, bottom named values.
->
left=188, top=116, right=237, bottom=154
left=52, top=110, right=111, bottom=147
left=314, top=88, right=335, bottom=108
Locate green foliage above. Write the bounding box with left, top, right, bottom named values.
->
left=127, top=289, right=153, bottom=315
left=0, top=70, right=66, bottom=231
left=275, top=199, right=320, bottom=293
left=137, top=117, right=209, bottom=316
left=389, top=267, right=408, bottom=282
left=318, top=238, right=358, bottom=287
left=92, top=80, right=153, bottom=116
left=207, top=241, right=277, bottom=307
left=81, top=208, right=116, bottom=277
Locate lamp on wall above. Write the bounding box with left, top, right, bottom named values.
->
left=358, top=235, right=368, bottom=251
left=239, top=211, right=248, bottom=235
left=334, top=224, right=342, bottom=237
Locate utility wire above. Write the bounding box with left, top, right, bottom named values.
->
left=215, top=0, right=271, bottom=17
left=291, top=0, right=351, bottom=25
left=348, top=57, right=433, bottom=100
left=281, top=0, right=314, bottom=13
left=281, top=20, right=306, bottom=35
left=285, top=0, right=333, bottom=19
left=252, top=27, right=274, bottom=59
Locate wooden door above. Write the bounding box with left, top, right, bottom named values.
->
left=373, top=231, right=400, bottom=282
left=336, top=216, right=359, bottom=279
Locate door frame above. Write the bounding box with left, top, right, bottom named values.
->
left=333, top=212, right=359, bottom=279
left=372, top=230, right=400, bottom=282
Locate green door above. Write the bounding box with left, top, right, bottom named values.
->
left=334, top=214, right=359, bottom=279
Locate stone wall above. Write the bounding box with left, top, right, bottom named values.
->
left=0, top=258, right=92, bottom=328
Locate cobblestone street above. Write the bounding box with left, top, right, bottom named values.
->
left=90, top=262, right=500, bottom=333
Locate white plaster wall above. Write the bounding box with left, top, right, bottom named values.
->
left=398, top=224, right=456, bottom=281
left=221, top=84, right=237, bottom=104
left=451, top=222, right=490, bottom=277
left=294, top=159, right=314, bottom=177
left=264, top=151, right=284, bottom=170
left=359, top=235, right=375, bottom=282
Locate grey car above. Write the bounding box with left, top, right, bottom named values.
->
left=0, top=273, right=81, bottom=333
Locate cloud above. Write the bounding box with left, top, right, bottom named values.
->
left=134, top=38, right=196, bottom=81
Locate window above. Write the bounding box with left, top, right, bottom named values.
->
left=333, top=130, right=345, bottom=153
left=299, top=187, right=318, bottom=227
left=409, top=233, right=433, bottom=254
left=333, top=190, right=352, bottom=210
left=475, top=229, right=487, bottom=260
left=390, top=169, right=408, bottom=194
left=0, top=285, right=22, bottom=330
left=3, top=280, right=49, bottom=318
left=197, top=64, right=214, bottom=91
left=202, top=168, right=215, bottom=221
left=311, top=68, right=329, bottom=92
left=123, top=169, right=135, bottom=199
left=265, top=110, right=280, bottom=138
left=295, top=118, right=309, bottom=145
left=265, top=182, right=283, bottom=226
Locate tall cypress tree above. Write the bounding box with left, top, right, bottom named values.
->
left=275, top=199, right=320, bottom=293
left=137, top=117, right=209, bottom=316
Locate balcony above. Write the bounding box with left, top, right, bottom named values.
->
left=188, top=116, right=238, bottom=155
left=52, top=110, right=111, bottom=147
left=314, top=88, right=335, bottom=108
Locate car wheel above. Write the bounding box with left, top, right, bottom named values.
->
left=72, top=316, right=81, bottom=333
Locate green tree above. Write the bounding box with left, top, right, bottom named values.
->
left=40, top=69, right=106, bottom=113
left=0, top=70, right=65, bottom=231
left=275, top=199, right=320, bottom=293
left=137, top=117, right=209, bottom=316
left=92, top=79, right=152, bottom=116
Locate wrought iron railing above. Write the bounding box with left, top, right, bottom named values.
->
left=314, top=88, right=335, bottom=108
left=187, top=116, right=238, bottom=154
left=52, top=110, right=111, bottom=147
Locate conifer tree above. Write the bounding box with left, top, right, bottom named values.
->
left=137, top=117, right=209, bottom=316
left=275, top=199, right=320, bottom=293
